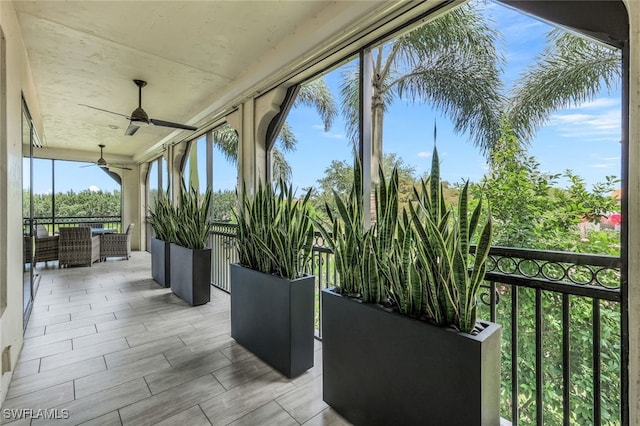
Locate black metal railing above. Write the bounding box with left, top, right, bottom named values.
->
left=208, top=222, right=239, bottom=292
left=208, top=221, right=623, bottom=426
left=476, top=246, right=621, bottom=426
left=25, top=216, right=123, bottom=234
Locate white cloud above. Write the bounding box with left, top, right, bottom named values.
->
left=311, top=124, right=324, bottom=130
left=503, top=20, right=546, bottom=37
left=591, top=163, right=614, bottom=169
left=89, top=185, right=99, bottom=192
left=549, top=109, right=620, bottom=141
left=417, top=151, right=431, bottom=158
left=323, top=132, right=345, bottom=140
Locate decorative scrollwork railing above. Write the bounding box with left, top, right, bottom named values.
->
left=208, top=222, right=623, bottom=425
left=472, top=245, right=621, bottom=303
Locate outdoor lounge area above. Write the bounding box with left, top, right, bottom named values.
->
left=2, top=0, right=640, bottom=425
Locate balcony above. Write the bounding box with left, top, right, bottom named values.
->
left=3, top=252, right=345, bottom=425
left=6, top=220, right=622, bottom=424
left=209, top=224, right=622, bottom=426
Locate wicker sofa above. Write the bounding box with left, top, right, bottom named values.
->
left=58, top=226, right=100, bottom=267
left=100, top=224, right=134, bottom=260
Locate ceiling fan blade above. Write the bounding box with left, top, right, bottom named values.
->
left=125, top=123, right=140, bottom=136
left=108, top=164, right=133, bottom=171
left=79, top=164, right=95, bottom=168
left=150, top=118, right=197, bottom=131
left=79, top=104, right=130, bottom=119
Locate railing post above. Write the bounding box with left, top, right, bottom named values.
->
left=562, top=293, right=570, bottom=426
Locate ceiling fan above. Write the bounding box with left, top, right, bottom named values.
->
left=81, top=144, right=132, bottom=170
left=80, top=79, right=198, bottom=136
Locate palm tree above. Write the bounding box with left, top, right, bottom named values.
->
left=341, top=3, right=505, bottom=180
left=212, top=78, right=337, bottom=182
left=507, top=29, right=621, bottom=143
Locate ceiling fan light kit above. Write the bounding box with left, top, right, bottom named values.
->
left=81, top=79, right=197, bottom=136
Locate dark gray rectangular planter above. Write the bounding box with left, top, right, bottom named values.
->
left=322, top=288, right=501, bottom=426
left=230, top=263, right=314, bottom=378
left=151, top=237, right=171, bottom=288
left=169, top=243, right=211, bottom=306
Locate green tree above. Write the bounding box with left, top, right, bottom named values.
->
left=210, top=190, right=236, bottom=221
left=475, top=122, right=621, bottom=425
left=341, top=3, right=504, bottom=180
left=478, top=121, right=620, bottom=251
left=477, top=120, right=559, bottom=247
left=51, top=190, right=121, bottom=218
left=313, top=153, right=428, bottom=222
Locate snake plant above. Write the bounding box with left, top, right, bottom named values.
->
left=235, top=178, right=314, bottom=280
left=323, top=147, right=492, bottom=334
left=148, top=190, right=177, bottom=243
left=316, top=159, right=384, bottom=301
left=174, top=181, right=213, bottom=250
left=408, top=147, right=492, bottom=334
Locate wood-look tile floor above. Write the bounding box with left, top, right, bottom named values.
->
left=3, top=252, right=350, bottom=426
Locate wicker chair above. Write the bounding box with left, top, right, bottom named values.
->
left=24, top=235, right=31, bottom=266
left=100, top=224, right=134, bottom=260
left=33, top=225, right=59, bottom=264
left=58, top=226, right=100, bottom=267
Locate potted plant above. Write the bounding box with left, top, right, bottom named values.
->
left=319, top=147, right=501, bottom=425
left=170, top=182, right=213, bottom=306
left=230, top=178, right=315, bottom=378
left=148, top=190, right=177, bottom=288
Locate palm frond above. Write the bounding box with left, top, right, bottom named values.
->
left=340, top=67, right=360, bottom=147
left=276, top=122, right=297, bottom=153
left=339, top=3, right=504, bottom=155
left=508, top=29, right=621, bottom=142
left=271, top=147, right=292, bottom=183
left=294, top=78, right=338, bottom=131
left=212, top=124, right=239, bottom=163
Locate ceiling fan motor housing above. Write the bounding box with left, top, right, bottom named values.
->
left=130, top=106, right=150, bottom=125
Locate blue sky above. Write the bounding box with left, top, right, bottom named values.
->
left=27, top=157, right=121, bottom=195
left=32, top=1, right=621, bottom=195
left=278, top=2, right=621, bottom=192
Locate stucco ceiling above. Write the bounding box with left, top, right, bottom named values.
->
left=14, top=0, right=395, bottom=165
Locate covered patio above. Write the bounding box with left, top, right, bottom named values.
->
left=2, top=0, right=640, bottom=424
left=3, top=253, right=337, bottom=425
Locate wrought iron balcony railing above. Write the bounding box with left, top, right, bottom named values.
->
left=207, top=221, right=622, bottom=426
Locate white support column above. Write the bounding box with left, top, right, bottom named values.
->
left=206, top=131, right=213, bottom=191
left=139, top=161, right=150, bottom=251
left=225, top=105, right=250, bottom=197
left=360, top=49, right=373, bottom=229
left=227, top=86, right=287, bottom=198
left=625, top=2, right=639, bottom=424
left=255, top=86, right=288, bottom=183
left=119, top=165, right=142, bottom=250
left=171, top=141, right=189, bottom=203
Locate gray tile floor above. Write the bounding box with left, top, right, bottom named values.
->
left=3, top=252, right=349, bottom=425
